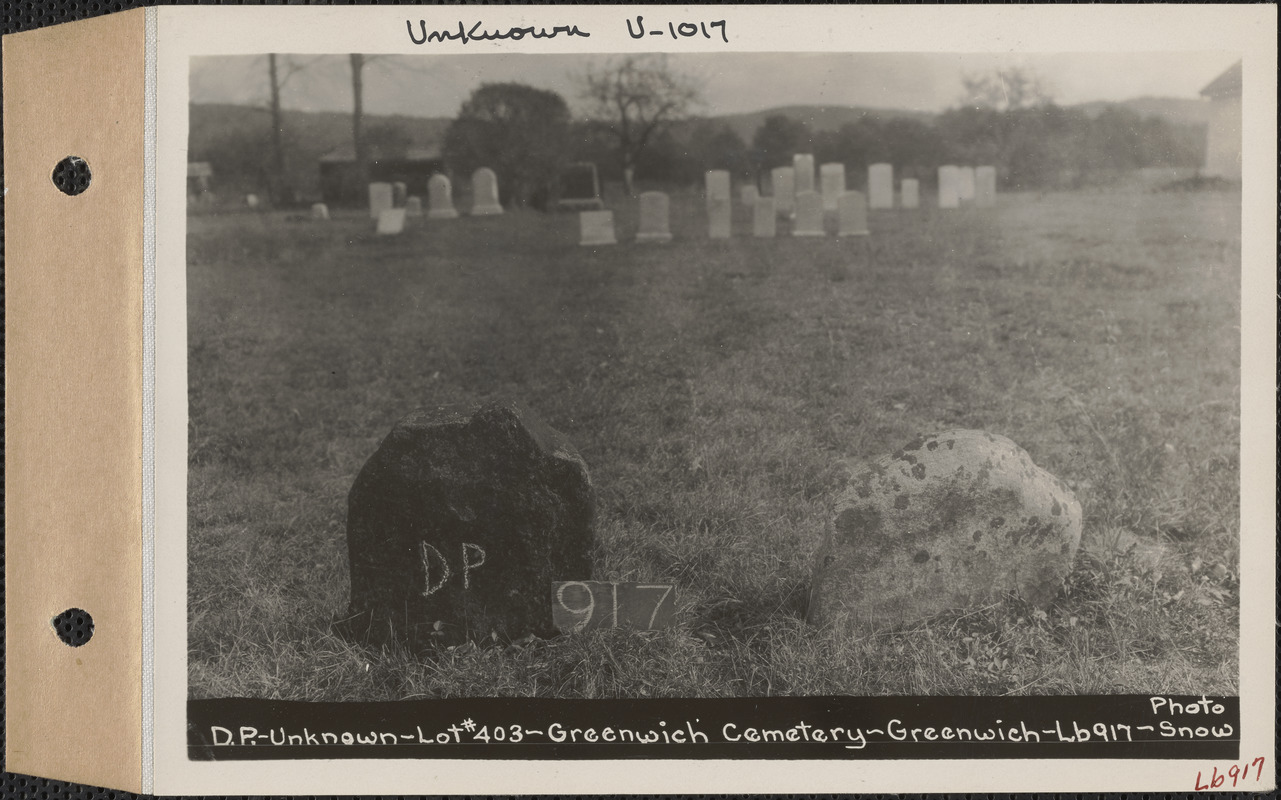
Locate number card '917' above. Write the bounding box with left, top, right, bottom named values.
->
left=551, top=582, right=677, bottom=633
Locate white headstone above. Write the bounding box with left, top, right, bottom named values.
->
left=579, top=210, right=617, bottom=246
left=792, top=190, right=825, bottom=237
left=740, top=184, right=760, bottom=206
left=405, top=196, right=423, bottom=216
left=245, top=193, right=260, bottom=209
left=708, top=197, right=732, bottom=239
left=793, top=154, right=816, bottom=195
left=636, top=191, right=672, bottom=243
left=705, top=170, right=731, bottom=209
left=900, top=179, right=920, bottom=209
left=975, top=166, right=997, bottom=207
left=938, top=166, right=960, bottom=209
left=310, top=202, right=329, bottom=220
left=369, top=182, right=393, bottom=219
left=376, top=208, right=406, bottom=235
left=837, top=191, right=870, bottom=236
left=427, top=174, right=459, bottom=219
left=392, top=182, right=408, bottom=207
left=819, top=163, right=846, bottom=211
left=471, top=168, right=503, bottom=215
left=868, top=163, right=894, bottom=210
left=753, top=196, right=777, bottom=238
left=771, top=167, right=795, bottom=216
left=957, top=167, right=976, bottom=202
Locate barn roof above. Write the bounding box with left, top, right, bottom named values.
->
left=1199, top=60, right=1242, bottom=99
left=319, top=145, right=442, bottom=164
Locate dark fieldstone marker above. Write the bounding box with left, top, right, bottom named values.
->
left=337, top=402, right=594, bottom=648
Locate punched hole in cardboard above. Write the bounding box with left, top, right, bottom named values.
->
left=51, top=608, right=93, bottom=647
left=51, top=156, right=91, bottom=196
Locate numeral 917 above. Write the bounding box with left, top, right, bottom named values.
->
left=553, top=581, right=674, bottom=633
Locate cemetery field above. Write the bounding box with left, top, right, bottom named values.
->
left=187, top=188, right=1241, bottom=700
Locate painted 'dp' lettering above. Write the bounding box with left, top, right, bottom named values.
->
left=420, top=541, right=487, bottom=595
left=461, top=542, right=486, bottom=588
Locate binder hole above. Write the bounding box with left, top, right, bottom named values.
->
left=52, top=608, right=93, bottom=647
left=51, top=156, right=92, bottom=196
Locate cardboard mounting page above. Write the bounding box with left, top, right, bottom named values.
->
left=5, top=3, right=1276, bottom=796
left=3, top=9, right=146, bottom=792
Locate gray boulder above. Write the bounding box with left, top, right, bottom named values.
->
left=807, top=429, right=1082, bottom=633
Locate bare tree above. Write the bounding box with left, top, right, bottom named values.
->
left=264, top=54, right=318, bottom=205
left=960, top=66, right=1055, bottom=111
left=579, top=55, right=702, bottom=194
left=347, top=55, right=431, bottom=190
left=350, top=54, right=369, bottom=189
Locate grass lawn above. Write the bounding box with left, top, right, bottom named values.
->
left=187, top=187, right=1240, bottom=700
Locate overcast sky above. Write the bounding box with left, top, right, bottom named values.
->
left=190, top=52, right=1239, bottom=118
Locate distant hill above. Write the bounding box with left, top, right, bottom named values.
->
left=713, top=104, right=936, bottom=143
left=188, top=103, right=451, bottom=199
left=1070, top=96, right=1211, bottom=127
left=189, top=97, right=1208, bottom=201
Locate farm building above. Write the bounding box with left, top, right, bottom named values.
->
left=187, top=161, right=213, bottom=201
left=1199, top=60, right=1241, bottom=181
left=318, top=146, right=444, bottom=207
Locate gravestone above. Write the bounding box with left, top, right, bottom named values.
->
left=369, top=182, right=394, bottom=219
left=837, top=191, right=869, bottom=236
left=705, top=170, right=731, bottom=211
left=793, top=153, right=816, bottom=194
left=405, top=196, right=423, bottom=216
left=245, top=193, right=260, bottom=209
left=900, top=179, right=920, bottom=209
left=579, top=210, right=617, bottom=246
left=311, top=202, right=329, bottom=220
left=868, top=163, right=894, bottom=209
left=819, top=163, right=846, bottom=211
left=937, top=166, right=960, bottom=209
left=392, top=181, right=408, bottom=208
left=427, top=175, right=459, bottom=219
left=708, top=198, right=732, bottom=239
left=339, top=402, right=595, bottom=648
left=636, top=191, right=672, bottom=243
left=740, top=184, right=760, bottom=206
left=557, top=162, right=604, bottom=211
left=791, top=190, right=825, bottom=236
left=807, top=430, right=1082, bottom=635
left=975, top=166, right=997, bottom=207
left=376, top=208, right=406, bottom=235
left=471, top=168, right=503, bottom=215
left=752, top=196, right=777, bottom=237
left=770, top=167, right=795, bottom=216
left=957, top=166, right=976, bottom=203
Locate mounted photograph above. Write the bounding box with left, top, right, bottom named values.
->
left=184, top=49, right=1242, bottom=706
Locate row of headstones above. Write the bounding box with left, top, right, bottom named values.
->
left=579, top=189, right=871, bottom=246
left=580, top=161, right=997, bottom=246
left=937, top=165, right=998, bottom=209
left=306, top=169, right=506, bottom=232
left=375, top=169, right=502, bottom=223
left=762, top=158, right=997, bottom=212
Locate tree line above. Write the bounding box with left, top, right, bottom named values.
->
left=199, top=58, right=1206, bottom=208
left=444, top=61, right=1204, bottom=207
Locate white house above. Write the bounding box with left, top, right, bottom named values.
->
left=1199, top=61, right=1241, bottom=181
